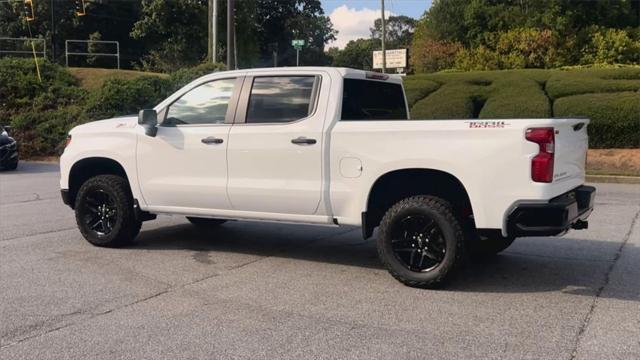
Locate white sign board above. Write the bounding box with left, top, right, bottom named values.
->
left=373, top=49, right=407, bottom=69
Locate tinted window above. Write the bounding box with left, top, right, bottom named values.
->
left=341, top=79, right=407, bottom=120
left=165, top=78, right=236, bottom=125
left=246, top=76, right=316, bottom=123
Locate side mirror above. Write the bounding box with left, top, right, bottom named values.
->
left=138, top=109, right=158, bottom=137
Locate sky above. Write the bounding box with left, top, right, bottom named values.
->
left=321, top=0, right=432, bottom=49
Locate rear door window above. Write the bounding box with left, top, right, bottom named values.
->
left=341, top=79, right=408, bottom=121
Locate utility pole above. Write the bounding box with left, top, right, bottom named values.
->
left=381, top=0, right=386, bottom=74
left=50, top=0, right=55, bottom=61
left=213, top=0, right=217, bottom=63
left=208, top=0, right=218, bottom=63
left=226, top=0, right=235, bottom=70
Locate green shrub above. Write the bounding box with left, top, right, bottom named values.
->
left=0, top=58, right=79, bottom=118
left=580, top=27, right=640, bottom=65
left=83, top=76, right=171, bottom=120
left=545, top=68, right=640, bottom=99
left=11, top=106, right=86, bottom=158
left=454, top=46, right=501, bottom=71
left=554, top=92, right=640, bottom=148
left=410, top=39, right=463, bottom=73
left=479, top=77, right=551, bottom=118
left=454, top=28, right=566, bottom=71
left=411, top=82, right=486, bottom=119
left=493, top=28, right=565, bottom=69
left=169, top=62, right=226, bottom=91
left=403, top=78, right=441, bottom=107
left=408, top=71, right=552, bottom=119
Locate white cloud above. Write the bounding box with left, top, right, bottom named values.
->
left=328, top=5, right=394, bottom=49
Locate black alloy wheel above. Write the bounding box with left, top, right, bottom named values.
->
left=74, top=175, right=140, bottom=247
left=377, top=195, right=465, bottom=288
left=81, top=189, right=118, bottom=236
left=390, top=214, right=447, bottom=272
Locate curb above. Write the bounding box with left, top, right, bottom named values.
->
left=586, top=174, right=640, bottom=184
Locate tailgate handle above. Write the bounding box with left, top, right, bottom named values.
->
left=573, top=123, right=585, bottom=131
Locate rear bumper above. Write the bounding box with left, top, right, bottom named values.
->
left=507, top=185, right=595, bottom=237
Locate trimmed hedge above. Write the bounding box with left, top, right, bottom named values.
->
left=402, top=78, right=440, bottom=107
left=411, top=82, right=485, bottom=119
left=545, top=68, right=640, bottom=99
left=554, top=92, right=640, bottom=148
left=479, top=77, right=551, bottom=118
left=405, top=67, right=640, bottom=148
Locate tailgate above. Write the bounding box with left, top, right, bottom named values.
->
left=553, top=118, right=589, bottom=183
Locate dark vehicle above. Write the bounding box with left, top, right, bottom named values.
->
left=0, top=126, right=18, bottom=170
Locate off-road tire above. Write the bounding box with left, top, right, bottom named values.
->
left=187, top=217, right=227, bottom=228
left=74, top=175, right=141, bottom=247
left=377, top=195, right=465, bottom=288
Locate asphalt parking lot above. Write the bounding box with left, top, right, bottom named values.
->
left=1, top=162, right=638, bottom=359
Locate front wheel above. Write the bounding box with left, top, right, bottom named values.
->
left=74, top=175, right=141, bottom=247
left=377, top=195, right=465, bottom=289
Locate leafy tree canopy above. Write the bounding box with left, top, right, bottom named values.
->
left=370, top=15, right=416, bottom=48
left=0, top=0, right=336, bottom=71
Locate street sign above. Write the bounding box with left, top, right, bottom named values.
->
left=373, top=49, right=407, bottom=69
left=292, top=39, right=305, bottom=66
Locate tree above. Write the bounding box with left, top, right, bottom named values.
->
left=330, top=38, right=378, bottom=70
left=410, top=0, right=640, bottom=72
left=252, top=0, right=336, bottom=66
left=422, top=0, right=640, bottom=46
left=130, top=0, right=336, bottom=70
left=370, top=15, right=416, bottom=48
left=131, top=0, right=209, bottom=72
left=0, top=0, right=143, bottom=67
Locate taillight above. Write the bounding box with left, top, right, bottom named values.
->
left=65, top=135, right=72, bottom=147
left=525, top=127, right=554, bottom=183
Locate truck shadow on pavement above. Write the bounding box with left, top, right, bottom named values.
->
left=131, top=221, right=638, bottom=302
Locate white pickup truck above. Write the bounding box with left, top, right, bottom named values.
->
left=60, top=67, right=595, bottom=288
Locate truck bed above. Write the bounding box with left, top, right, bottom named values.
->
left=329, top=117, right=589, bottom=232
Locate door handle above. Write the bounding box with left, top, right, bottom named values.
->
left=291, top=136, right=317, bottom=145
left=201, top=136, right=224, bottom=144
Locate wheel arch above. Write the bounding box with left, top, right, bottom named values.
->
left=362, top=168, right=474, bottom=239
left=68, top=157, right=131, bottom=209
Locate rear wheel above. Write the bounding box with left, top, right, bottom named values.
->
left=377, top=195, right=465, bottom=288
left=74, top=175, right=141, bottom=247
left=187, top=217, right=227, bottom=228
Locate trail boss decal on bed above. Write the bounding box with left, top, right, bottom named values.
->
left=466, top=121, right=510, bottom=128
